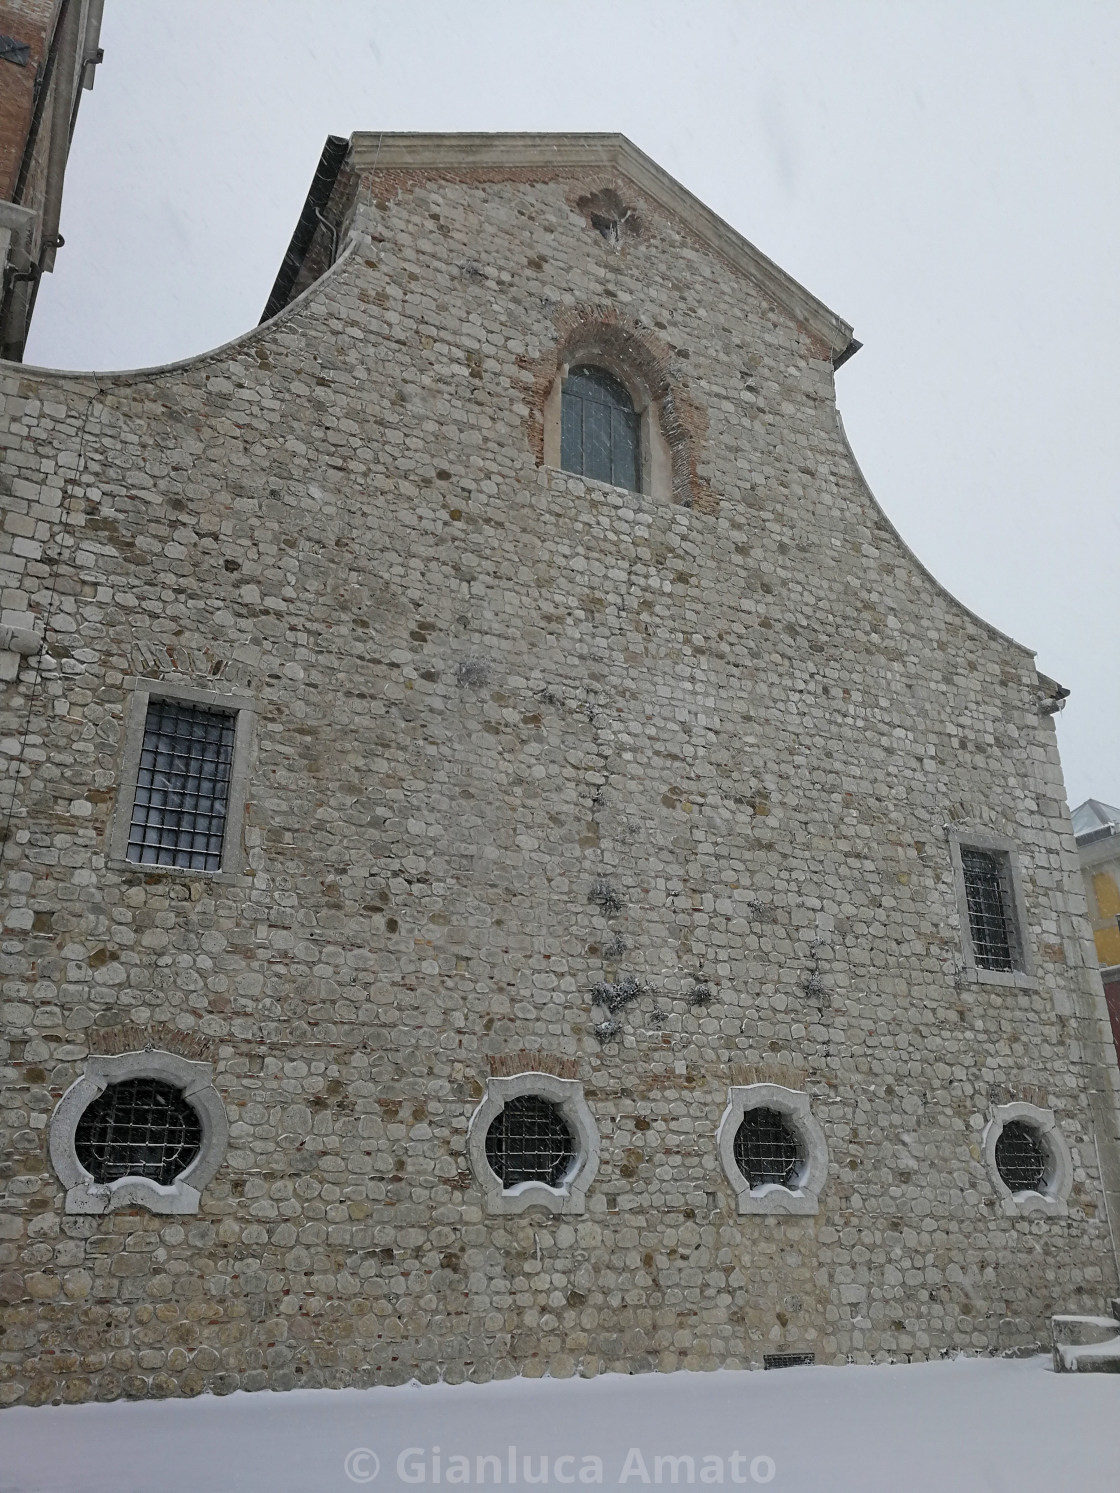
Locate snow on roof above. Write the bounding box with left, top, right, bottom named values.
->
left=1, top=1355, right=1118, bottom=1493
left=1072, top=798, right=1120, bottom=843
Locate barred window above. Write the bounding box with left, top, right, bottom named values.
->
left=961, top=847, right=1017, bottom=971
left=484, top=1095, right=576, bottom=1188
left=75, top=1078, right=203, bottom=1187
left=733, top=1107, right=804, bottom=1189
left=994, top=1119, right=1048, bottom=1194
left=561, top=365, right=640, bottom=492
left=126, top=699, right=237, bottom=870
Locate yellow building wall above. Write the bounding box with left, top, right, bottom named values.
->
left=1090, top=869, right=1120, bottom=966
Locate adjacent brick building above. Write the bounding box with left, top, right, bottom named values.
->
left=2, top=132, right=1119, bottom=1406
left=0, top=0, right=104, bottom=361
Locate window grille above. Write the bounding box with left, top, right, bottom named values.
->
left=74, top=1078, right=203, bottom=1187
left=560, top=365, right=640, bottom=492
left=733, top=1107, right=803, bottom=1189
left=994, top=1119, right=1048, bottom=1194
left=961, top=847, right=1016, bottom=971
left=126, top=699, right=236, bottom=870
left=764, top=1352, right=815, bottom=1370
left=485, top=1095, right=576, bottom=1188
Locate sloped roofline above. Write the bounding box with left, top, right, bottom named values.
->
left=345, top=131, right=859, bottom=365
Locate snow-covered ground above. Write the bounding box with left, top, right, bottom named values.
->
left=2, top=1355, right=1118, bottom=1493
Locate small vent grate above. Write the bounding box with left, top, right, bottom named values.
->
left=75, top=1078, right=202, bottom=1186
left=961, top=848, right=1015, bottom=971
left=0, top=34, right=31, bottom=65
left=485, top=1096, right=575, bottom=1188
left=734, top=1107, right=803, bottom=1189
left=994, top=1120, right=1048, bottom=1194
left=764, top=1352, right=815, bottom=1370
left=126, top=699, right=236, bottom=870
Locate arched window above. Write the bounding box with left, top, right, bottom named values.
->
left=560, top=365, right=640, bottom=492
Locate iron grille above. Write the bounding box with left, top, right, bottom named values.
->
left=75, top=1078, right=202, bottom=1186
left=485, top=1096, right=576, bottom=1188
left=994, top=1120, right=1048, bottom=1194
left=764, top=1352, right=815, bottom=1370
left=961, top=847, right=1016, bottom=971
left=733, top=1107, right=803, bottom=1189
left=126, top=699, right=237, bottom=870
left=560, top=365, right=640, bottom=492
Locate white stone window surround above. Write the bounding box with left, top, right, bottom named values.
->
left=542, top=354, right=673, bottom=503
left=717, top=1083, right=828, bottom=1216
left=947, top=826, right=1036, bottom=989
left=107, top=679, right=256, bottom=882
left=468, top=1072, right=600, bottom=1216
left=981, top=1101, right=1073, bottom=1217
left=50, top=1050, right=229, bottom=1216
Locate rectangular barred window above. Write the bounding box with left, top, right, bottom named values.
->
left=961, top=847, right=1018, bottom=971
left=125, top=699, right=237, bottom=871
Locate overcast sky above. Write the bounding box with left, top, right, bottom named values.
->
left=26, top=0, right=1120, bottom=810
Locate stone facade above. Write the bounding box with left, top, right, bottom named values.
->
left=2, top=132, right=1119, bottom=1407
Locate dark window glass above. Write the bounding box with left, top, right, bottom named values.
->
left=994, top=1120, right=1048, bottom=1194
left=961, top=848, right=1016, bottom=971
left=484, top=1095, right=575, bottom=1188
left=126, top=699, right=236, bottom=871
left=561, top=365, right=640, bottom=492
left=733, top=1107, right=803, bottom=1189
left=75, top=1078, right=203, bottom=1186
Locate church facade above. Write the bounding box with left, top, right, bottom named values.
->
left=2, top=133, right=1118, bottom=1406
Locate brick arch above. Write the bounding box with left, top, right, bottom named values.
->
left=522, top=306, right=715, bottom=512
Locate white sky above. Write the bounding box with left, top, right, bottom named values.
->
left=26, top=0, right=1120, bottom=810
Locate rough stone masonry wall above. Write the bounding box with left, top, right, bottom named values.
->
left=1, top=164, right=1119, bottom=1407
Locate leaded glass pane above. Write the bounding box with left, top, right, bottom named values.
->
left=560, top=365, right=641, bottom=492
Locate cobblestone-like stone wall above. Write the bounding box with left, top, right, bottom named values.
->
left=2, top=154, right=1119, bottom=1405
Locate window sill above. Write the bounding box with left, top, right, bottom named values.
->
left=547, top=464, right=647, bottom=502
left=108, top=856, right=249, bottom=887
left=961, top=967, right=1036, bottom=991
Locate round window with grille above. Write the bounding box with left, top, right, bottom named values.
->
left=994, top=1119, right=1049, bottom=1195
left=733, top=1107, right=805, bottom=1190
left=75, top=1078, right=203, bottom=1187
left=484, top=1095, right=576, bottom=1188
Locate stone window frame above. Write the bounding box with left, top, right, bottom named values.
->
left=947, top=827, right=1035, bottom=989
left=716, top=1083, right=828, bottom=1216
left=468, top=1072, right=600, bottom=1216
left=49, top=1049, right=229, bottom=1216
left=543, top=351, right=673, bottom=503
left=107, top=679, right=256, bottom=882
left=981, top=1101, right=1073, bottom=1217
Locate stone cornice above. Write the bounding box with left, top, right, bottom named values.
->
left=346, top=132, right=858, bottom=362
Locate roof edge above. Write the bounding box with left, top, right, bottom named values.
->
left=834, top=410, right=1037, bottom=662
left=346, top=132, right=857, bottom=362
left=261, top=134, right=349, bottom=322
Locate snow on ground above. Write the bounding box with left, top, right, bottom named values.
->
left=2, top=1354, right=1119, bottom=1493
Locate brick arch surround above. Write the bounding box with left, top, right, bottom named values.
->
left=523, top=305, right=715, bottom=513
